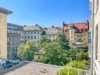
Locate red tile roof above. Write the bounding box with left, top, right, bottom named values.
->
left=64, top=22, right=89, bottom=32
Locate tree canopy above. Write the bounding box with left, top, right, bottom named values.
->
left=39, top=42, right=69, bottom=65
left=36, top=35, right=51, bottom=50
left=55, top=33, right=70, bottom=49
left=17, top=40, right=36, bottom=61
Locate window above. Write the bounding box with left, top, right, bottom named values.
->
left=49, top=36, right=51, bottom=38
left=38, top=56, right=40, bottom=59
left=21, top=36, right=23, bottom=39
left=10, top=31, right=12, bottom=33
left=31, top=32, right=33, bottom=34
left=12, top=47, right=13, bottom=51
left=83, top=29, right=86, bottom=31
left=88, top=32, right=91, bottom=43
left=38, top=32, right=39, bottom=34
left=25, top=40, right=27, bottom=43
left=16, top=47, right=17, bottom=51
left=34, top=32, right=36, bottom=34
left=84, top=38, right=86, bottom=41
left=97, top=0, right=99, bottom=7
left=80, top=29, right=81, bottom=32
left=95, top=25, right=98, bottom=59
left=28, top=32, right=30, bottom=34
left=7, top=54, right=9, bottom=57
left=28, top=36, right=30, bottom=39
left=34, top=36, right=36, bottom=39
left=84, top=34, right=85, bottom=36
left=25, top=36, right=27, bottom=39
left=31, top=36, right=33, bottom=39
left=38, top=40, right=39, bottom=43
left=21, top=40, right=23, bottom=43
left=25, top=32, right=26, bottom=34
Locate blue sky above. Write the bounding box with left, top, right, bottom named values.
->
left=0, top=0, right=91, bottom=27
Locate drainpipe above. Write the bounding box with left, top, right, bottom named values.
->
left=91, top=0, right=94, bottom=75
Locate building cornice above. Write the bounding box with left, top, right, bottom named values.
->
left=0, top=7, right=13, bottom=14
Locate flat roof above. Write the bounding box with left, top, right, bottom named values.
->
left=0, top=7, right=13, bottom=14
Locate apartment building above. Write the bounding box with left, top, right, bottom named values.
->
left=0, top=7, right=12, bottom=59
left=64, top=21, right=89, bottom=46
left=89, top=0, right=100, bottom=75
left=20, top=25, right=43, bottom=45
left=7, top=23, right=23, bottom=59
left=43, top=26, right=63, bottom=41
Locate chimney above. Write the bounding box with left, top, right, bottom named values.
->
left=63, top=22, right=65, bottom=33
left=86, top=20, right=89, bottom=30
left=24, top=25, right=27, bottom=27
left=35, top=24, right=39, bottom=26
left=40, top=69, right=48, bottom=75
left=52, top=25, right=54, bottom=28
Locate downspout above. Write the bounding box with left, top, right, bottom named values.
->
left=91, top=0, right=94, bottom=75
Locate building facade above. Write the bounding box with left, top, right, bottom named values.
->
left=89, top=0, right=100, bottom=75
left=64, top=21, right=89, bottom=46
left=20, top=25, right=43, bottom=45
left=43, top=26, right=63, bottom=41
left=0, top=7, right=12, bottom=59
left=7, top=23, right=23, bottom=59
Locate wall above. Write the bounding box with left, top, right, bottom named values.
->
left=0, top=13, right=7, bottom=59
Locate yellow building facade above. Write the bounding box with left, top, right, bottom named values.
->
left=64, top=22, right=89, bottom=46
left=0, top=7, right=12, bottom=59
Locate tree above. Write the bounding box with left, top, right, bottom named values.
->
left=55, top=33, right=70, bottom=49
left=57, top=68, right=78, bottom=75
left=36, top=35, right=51, bottom=50
left=17, top=40, right=36, bottom=61
left=66, top=60, right=90, bottom=70
left=39, top=42, right=69, bottom=65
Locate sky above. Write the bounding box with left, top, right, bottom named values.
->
left=0, top=0, right=91, bottom=27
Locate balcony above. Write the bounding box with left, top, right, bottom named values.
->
left=95, top=60, right=100, bottom=75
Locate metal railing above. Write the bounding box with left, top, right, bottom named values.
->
left=57, top=67, right=89, bottom=75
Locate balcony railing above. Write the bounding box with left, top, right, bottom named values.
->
left=95, top=60, right=100, bottom=75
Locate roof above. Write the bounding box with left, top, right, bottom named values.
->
left=44, top=26, right=60, bottom=35
left=3, top=62, right=62, bottom=75
left=7, top=23, right=23, bottom=31
left=24, top=26, right=42, bottom=31
left=34, top=49, right=45, bottom=54
left=0, top=7, right=13, bottom=14
left=64, top=22, right=88, bottom=31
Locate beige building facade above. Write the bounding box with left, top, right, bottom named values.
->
left=89, top=0, right=100, bottom=75
left=0, top=7, right=12, bottom=59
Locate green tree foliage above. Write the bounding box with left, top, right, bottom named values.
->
left=57, top=68, right=78, bottom=75
left=66, top=60, right=90, bottom=70
left=55, top=33, right=70, bottom=49
left=39, top=42, right=69, bottom=65
left=17, top=40, right=36, bottom=61
left=36, top=35, right=51, bottom=50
